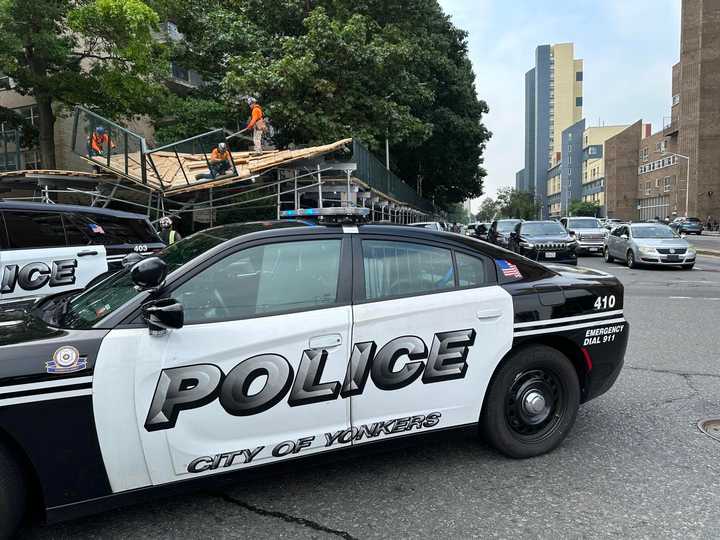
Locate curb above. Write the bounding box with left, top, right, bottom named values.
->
left=696, top=249, right=720, bottom=257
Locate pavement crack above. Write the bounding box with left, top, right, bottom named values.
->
left=214, top=492, right=358, bottom=540
left=626, top=365, right=720, bottom=379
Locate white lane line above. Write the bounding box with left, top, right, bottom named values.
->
left=668, top=296, right=720, bottom=300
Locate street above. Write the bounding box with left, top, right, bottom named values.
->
left=19, top=254, right=720, bottom=539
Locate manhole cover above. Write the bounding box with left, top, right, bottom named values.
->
left=698, top=418, right=720, bottom=442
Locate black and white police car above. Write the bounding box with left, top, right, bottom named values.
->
left=0, top=208, right=628, bottom=535
left=0, top=201, right=164, bottom=306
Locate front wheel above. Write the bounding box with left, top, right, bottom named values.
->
left=480, top=345, right=580, bottom=458
left=0, top=444, right=27, bottom=539
left=626, top=250, right=637, bottom=269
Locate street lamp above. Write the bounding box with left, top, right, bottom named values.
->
left=665, top=152, right=690, bottom=217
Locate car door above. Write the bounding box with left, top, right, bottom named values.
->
left=93, top=235, right=353, bottom=491
left=347, top=236, right=513, bottom=446
left=613, top=226, right=629, bottom=257
left=0, top=210, right=107, bottom=302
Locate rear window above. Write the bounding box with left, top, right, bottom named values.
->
left=66, top=213, right=160, bottom=246
left=3, top=211, right=67, bottom=249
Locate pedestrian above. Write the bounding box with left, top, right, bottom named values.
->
left=245, top=97, right=267, bottom=153
left=195, top=142, right=233, bottom=180
left=158, top=216, right=181, bottom=245
left=706, top=215, right=712, bottom=231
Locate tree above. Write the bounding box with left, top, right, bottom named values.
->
left=496, top=187, right=538, bottom=220
left=0, top=0, right=168, bottom=168
left=569, top=200, right=601, bottom=217
left=476, top=197, right=499, bottom=222
left=157, top=0, right=491, bottom=207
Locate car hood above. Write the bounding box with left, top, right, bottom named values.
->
left=633, top=238, right=690, bottom=248
left=523, top=235, right=572, bottom=243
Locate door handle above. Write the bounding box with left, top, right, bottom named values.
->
left=77, top=250, right=99, bottom=257
left=309, top=334, right=343, bottom=350
left=476, top=309, right=503, bottom=320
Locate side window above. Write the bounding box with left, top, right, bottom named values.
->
left=560, top=218, right=567, bottom=228
left=362, top=240, right=454, bottom=300
left=173, top=239, right=342, bottom=324
left=62, top=215, right=92, bottom=246
left=456, top=252, right=491, bottom=288
left=3, top=211, right=67, bottom=249
left=70, top=213, right=159, bottom=245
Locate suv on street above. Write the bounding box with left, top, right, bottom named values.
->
left=560, top=217, right=606, bottom=255
left=0, top=201, right=164, bottom=303
left=670, top=217, right=703, bottom=235
left=508, top=220, right=577, bottom=265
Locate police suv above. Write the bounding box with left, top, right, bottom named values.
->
left=0, top=208, right=628, bottom=535
left=0, top=201, right=164, bottom=305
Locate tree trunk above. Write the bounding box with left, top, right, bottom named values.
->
left=36, top=95, right=56, bottom=169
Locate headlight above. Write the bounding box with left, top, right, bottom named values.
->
left=687, top=247, right=697, bottom=256
left=639, top=246, right=658, bottom=255
left=520, top=241, right=535, bottom=249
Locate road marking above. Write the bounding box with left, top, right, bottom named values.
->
left=668, top=296, right=720, bottom=300
left=669, top=296, right=692, bottom=299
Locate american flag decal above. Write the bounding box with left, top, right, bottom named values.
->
left=496, top=259, right=523, bottom=279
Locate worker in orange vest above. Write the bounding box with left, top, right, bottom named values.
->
left=196, top=142, right=233, bottom=180
left=245, top=97, right=266, bottom=153
left=89, top=126, right=116, bottom=157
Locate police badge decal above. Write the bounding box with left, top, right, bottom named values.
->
left=46, top=346, right=87, bottom=374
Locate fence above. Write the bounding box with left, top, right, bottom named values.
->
left=352, top=140, right=433, bottom=212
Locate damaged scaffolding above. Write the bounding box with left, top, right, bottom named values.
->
left=0, top=107, right=437, bottom=230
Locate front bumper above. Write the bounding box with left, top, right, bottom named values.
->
left=524, top=249, right=577, bottom=265
left=576, top=241, right=605, bottom=254
left=639, top=253, right=696, bottom=265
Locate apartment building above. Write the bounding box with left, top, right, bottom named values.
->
left=580, top=124, right=631, bottom=211
left=518, top=43, right=583, bottom=217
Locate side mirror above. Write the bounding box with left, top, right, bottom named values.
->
left=143, top=298, right=184, bottom=335
left=620, top=234, right=629, bottom=240
left=131, top=257, right=168, bottom=291
left=122, top=252, right=144, bottom=268
left=568, top=230, right=575, bottom=235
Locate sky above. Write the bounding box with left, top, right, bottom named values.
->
left=438, top=0, right=682, bottom=213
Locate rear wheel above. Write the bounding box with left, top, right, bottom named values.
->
left=604, top=247, right=614, bottom=263
left=0, top=444, right=26, bottom=539
left=481, top=345, right=580, bottom=458
left=626, top=250, right=637, bottom=269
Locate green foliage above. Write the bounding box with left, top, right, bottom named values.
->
left=475, top=197, right=499, bottom=222
left=569, top=200, right=601, bottom=217
left=157, top=0, right=490, bottom=207
left=0, top=0, right=168, bottom=166
left=496, top=187, right=538, bottom=220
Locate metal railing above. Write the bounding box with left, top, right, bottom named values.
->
left=352, top=140, right=433, bottom=212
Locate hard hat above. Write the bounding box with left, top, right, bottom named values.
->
left=95, top=126, right=105, bottom=135
left=218, top=142, right=227, bottom=152
left=159, top=216, right=172, bottom=228
left=246, top=96, right=257, bottom=106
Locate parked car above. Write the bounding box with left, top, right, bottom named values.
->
left=670, top=216, right=704, bottom=235
left=409, top=221, right=444, bottom=231
left=508, top=220, right=577, bottom=265
left=604, top=222, right=696, bottom=269
left=488, top=219, right=522, bottom=248
left=559, top=217, right=606, bottom=255
left=0, top=201, right=164, bottom=303
left=0, top=210, right=628, bottom=536
left=471, top=222, right=491, bottom=241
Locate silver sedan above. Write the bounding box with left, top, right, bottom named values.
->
left=604, top=223, right=696, bottom=269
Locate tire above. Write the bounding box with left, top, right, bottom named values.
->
left=604, top=247, right=614, bottom=263
left=0, top=444, right=26, bottom=539
left=626, top=250, right=636, bottom=269
left=682, top=264, right=695, bottom=270
left=480, top=345, right=580, bottom=459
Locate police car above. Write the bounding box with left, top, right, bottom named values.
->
left=0, top=208, right=628, bottom=535
left=0, top=201, right=164, bottom=305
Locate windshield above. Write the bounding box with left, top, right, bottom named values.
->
left=522, top=222, right=566, bottom=236
left=52, top=225, right=278, bottom=329
left=568, top=218, right=601, bottom=229
left=686, top=217, right=701, bottom=223
left=631, top=225, right=677, bottom=239
left=497, top=220, right=521, bottom=232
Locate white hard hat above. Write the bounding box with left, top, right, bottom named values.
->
left=159, top=216, right=172, bottom=228
left=218, top=142, right=227, bottom=151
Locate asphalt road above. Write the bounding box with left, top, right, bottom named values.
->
left=20, top=255, right=720, bottom=539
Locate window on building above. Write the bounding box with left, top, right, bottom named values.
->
left=575, top=97, right=583, bottom=107
left=664, top=176, right=672, bottom=192
left=672, top=94, right=680, bottom=106
left=171, top=61, right=190, bottom=82
left=576, top=71, right=583, bottom=81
